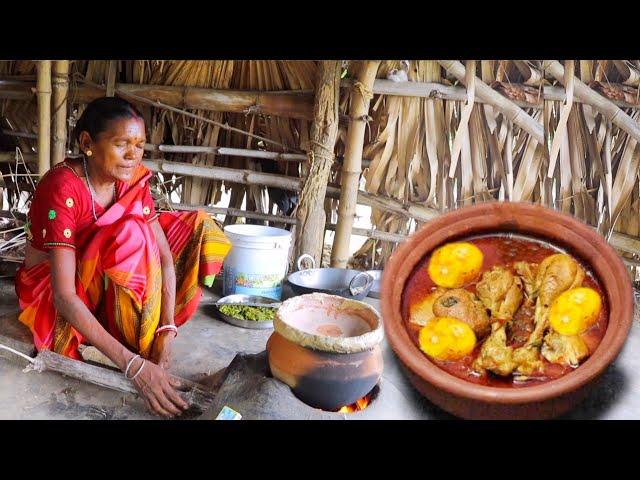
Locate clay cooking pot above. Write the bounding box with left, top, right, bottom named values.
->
left=381, top=202, right=633, bottom=420
left=267, top=293, right=384, bottom=411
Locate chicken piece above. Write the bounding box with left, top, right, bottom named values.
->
left=541, top=331, right=589, bottom=367
left=512, top=344, right=544, bottom=377
left=471, top=268, right=525, bottom=376
left=536, top=254, right=585, bottom=308
left=514, top=253, right=585, bottom=375
left=514, top=261, right=538, bottom=301
left=476, top=267, right=524, bottom=321
left=472, top=324, right=517, bottom=376
left=432, top=289, right=491, bottom=338
left=529, top=253, right=585, bottom=344
left=409, top=288, right=447, bottom=327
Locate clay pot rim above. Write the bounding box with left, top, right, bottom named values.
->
left=275, top=293, right=384, bottom=354
left=381, top=202, right=633, bottom=405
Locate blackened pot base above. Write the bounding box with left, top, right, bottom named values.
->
left=267, top=331, right=382, bottom=411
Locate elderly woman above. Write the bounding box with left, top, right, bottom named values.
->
left=15, top=97, right=231, bottom=417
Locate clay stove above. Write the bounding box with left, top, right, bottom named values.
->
left=200, top=351, right=419, bottom=420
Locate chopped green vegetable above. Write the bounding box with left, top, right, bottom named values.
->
left=219, top=305, right=276, bottom=322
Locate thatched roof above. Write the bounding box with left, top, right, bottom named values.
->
left=1, top=60, right=639, bottom=275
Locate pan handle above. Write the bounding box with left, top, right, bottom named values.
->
left=297, top=254, right=316, bottom=271
left=349, top=271, right=374, bottom=297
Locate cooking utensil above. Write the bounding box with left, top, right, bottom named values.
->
left=286, top=254, right=374, bottom=300
left=365, top=270, right=383, bottom=299
left=213, top=294, right=278, bottom=330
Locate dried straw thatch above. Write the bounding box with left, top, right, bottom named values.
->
left=1, top=60, right=640, bottom=283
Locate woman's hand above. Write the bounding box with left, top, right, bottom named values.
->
left=150, top=332, right=174, bottom=370
left=129, top=356, right=189, bottom=417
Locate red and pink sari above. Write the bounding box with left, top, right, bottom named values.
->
left=15, top=160, right=231, bottom=359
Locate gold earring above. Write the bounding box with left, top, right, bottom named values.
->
left=86, top=150, right=93, bottom=157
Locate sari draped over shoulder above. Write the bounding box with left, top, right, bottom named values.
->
left=15, top=162, right=232, bottom=359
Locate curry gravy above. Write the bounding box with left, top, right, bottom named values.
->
left=402, top=234, right=608, bottom=388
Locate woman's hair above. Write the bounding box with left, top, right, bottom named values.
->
left=74, top=96, right=143, bottom=143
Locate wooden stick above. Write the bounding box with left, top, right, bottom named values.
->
left=52, top=60, right=69, bottom=166
left=175, top=198, right=640, bottom=251
left=172, top=203, right=297, bottom=224
left=71, top=81, right=314, bottom=120
left=0, top=152, right=37, bottom=163
left=1, top=129, right=38, bottom=139
left=105, top=61, right=118, bottom=97
left=36, top=61, right=51, bottom=174
left=0, top=80, right=33, bottom=101
left=143, top=159, right=300, bottom=191
left=30, top=349, right=216, bottom=414
left=145, top=144, right=369, bottom=167
left=361, top=78, right=551, bottom=108
left=438, top=60, right=544, bottom=144
left=2, top=140, right=365, bottom=167
left=146, top=144, right=308, bottom=162
left=331, top=61, right=380, bottom=268
left=170, top=203, right=405, bottom=243
left=333, top=225, right=405, bottom=243
left=105, top=86, right=295, bottom=152
left=144, top=157, right=437, bottom=221
left=0, top=333, right=35, bottom=359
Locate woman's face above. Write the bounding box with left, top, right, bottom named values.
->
left=82, top=116, right=146, bottom=183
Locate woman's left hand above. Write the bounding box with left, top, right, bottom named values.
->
left=150, top=332, right=175, bottom=370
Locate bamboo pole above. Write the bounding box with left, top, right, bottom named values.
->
left=142, top=157, right=437, bottom=221
left=76, top=83, right=315, bottom=120
left=51, top=60, right=69, bottom=166
left=330, top=225, right=405, bottom=243
left=146, top=144, right=370, bottom=167
left=171, top=200, right=640, bottom=254
left=36, top=61, right=52, bottom=175
left=0, top=77, right=314, bottom=119
left=85, top=80, right=298, bottom=153
left=438, top=60, right=544, bottom=145
left=293, top=61, right=346, bottom=266
left=4, top=77, right=640, bottom=109
left=0, top=152, right=37, bottom=163
left=588, top=82, right=640, bottom=108
left=542, top=60, right=640, bottom=144
left=3, top=149, right=640, bottom=256
left=144, top=144, right=308, bottom=162
left=7, top=153, right=427, bottom=222
left=170, top=203, right=405, bottom=243
left=1, top=130, right=38, bottom=139
left=142, top=159, right=300, bottom=191
left=172, top=203, right=297, bottom=225
left=1, top=139, right=367, bottom=166
left=331, top=60, right=380, bottom=268
left=547, top=60, right=574, bottom=178
left=105, top=60, right=118, bottom=97
left=449, top=60, right=476, bottom=178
